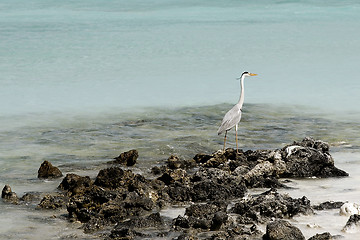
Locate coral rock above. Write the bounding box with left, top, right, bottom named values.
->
left=38, top=160, right=63, bottom=179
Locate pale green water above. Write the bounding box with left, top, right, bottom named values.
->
left=0, top=104, right=359, bottom=239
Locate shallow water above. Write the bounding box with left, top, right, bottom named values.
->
left=0, top=104, right=359, bottom=239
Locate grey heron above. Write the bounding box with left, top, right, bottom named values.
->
left=217, top=72, right=257, bottom=153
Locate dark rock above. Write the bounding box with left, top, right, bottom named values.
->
left=38, top=194, right=65, bottom=209
left=173, top=216, right=190, bottom=229
left=115, top=212, right=164, bottom=229
left=210, top=224, right=262, bottom=240
left=67, top=185, right=117, bottom=224
left=1, top=185, right=19, bottom=204
left=38, top=160, right=63, bottom=179
left=108, top=227, right=139, bottom=239
left=342, top=214, right=360, bottom=232
left=167, top=155, right=196, bottom=169
left=313, top=201, right=344, bottom=210
left=263, top=220, right=305, bottom=240
left=280, top=137, right=348, bottom=178
left=174, top=233, right=199, bottom=240
left=66, top=167, right=157, bottom=234
left=166, top=182, right=192, bottom=202
left=106, top=214, right=163, bottom=239
left=94, top=167, right=136, bottom=190
left=308, top=232, right=333, bottom=240
left=158, top=169, right=189, bottom=186
left=232, top=188, right=313, bottom=224
left=58, top=173, right=93, bottom=196
left=20, top=192, right=42, bottom=203
left=151, top=166, right=162, bottom=175
left=193, top=153, right=212, bottom=164
left=210, top=211, right=228, bottom=230
left=40, top=137, right=348, bottom=239
left=112, top=149, right=139, bottom=166
left=167, top=155, right=184, bottom=169
left=174, top=202, right=227, bottom=231
left=190, top=168, right=246, bottom=201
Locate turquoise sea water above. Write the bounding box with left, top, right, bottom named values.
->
left=1, top=0, right=360, bottom=239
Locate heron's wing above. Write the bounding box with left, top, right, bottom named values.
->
left=217, top=106, right=242, bottom=135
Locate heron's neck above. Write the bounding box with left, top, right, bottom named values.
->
left=237, top=75, right=245, bottom=109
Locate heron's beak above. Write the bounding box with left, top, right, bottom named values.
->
left=250, top=73, right=257, bottom=76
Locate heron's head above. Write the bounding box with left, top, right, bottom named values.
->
left=237, top=72, right=257, bottom=79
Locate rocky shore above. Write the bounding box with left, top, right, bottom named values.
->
left=2, top=137, right=359, bottom=239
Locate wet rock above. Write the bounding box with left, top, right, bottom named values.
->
left=38, top=194, right=65, bottom=209
left=342, top=214, right=360, bottom=233
left=108, top=227, right=145, bottom=239
left=167, top=155, right=196, bottom=169
left=280, top=137, right=348, bottom=178
left=210, top=211, right=228, bottom=231
left=174, top=202, right=227, bottom=230
left=20, top=192, right=42, bottom=203
left=38, top=160, right=63, bottom=179
left=193, top=153, right=212, bottom=164
left=94, top=167, right=143, bottom=190
left=158, top=169, right=190, bottom=186
left=114, top=212, right=164, bottom=229
left=209, top=224, right=261, bottom=240
left=40, top=137, right=348, bottom=239
left=313, top=201, right=344, bottom=210
left=58, top=173, right=93, bottom=196
left=150, top=166, right=163, bottom=175
left=112, top=149, right=138, bottom=166
left=1, top=185, right=19, bottom=204
left=174, top=232, right=199, bottom=240
left=232, top=188, right=312, bottom=224
left=241, top=150, right=288, bottom=188
left=166, top=182, right=192, bottom=202
left=193, top=149, right=234, bottom=168
left=263, top=220, right=305, bottom=240
left=64, top=166, right=158, bottom=234
left=308, top=232, right=333, bottom=240
left=190, top=168, right=246, bottom=201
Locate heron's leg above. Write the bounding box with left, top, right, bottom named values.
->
left=235, top=125, right=239, bottom=154
left=223, top=131, right=227, bottom=152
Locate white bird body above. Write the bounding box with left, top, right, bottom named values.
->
left=218, top=71, right=257, bottom=153
left=217, top=104, right=242, bottom=135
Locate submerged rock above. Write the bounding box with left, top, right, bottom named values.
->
left=1, top=185, right=19, bottom=204
left=263, top=220, right=305, bottom=240
left=20, top=192, right=42, bottom=204
left=38, top=160, right=63, bottom=179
